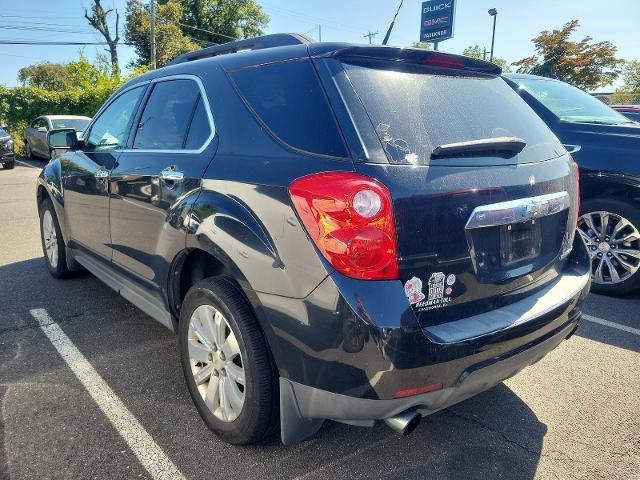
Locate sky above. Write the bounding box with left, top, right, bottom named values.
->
left=0, top=0, right=638, bottom=91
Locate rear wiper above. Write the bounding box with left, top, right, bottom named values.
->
left=431, top=136, right=526, bottom=159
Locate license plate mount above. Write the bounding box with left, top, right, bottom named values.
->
left=499, top=220, right=542, bottom=267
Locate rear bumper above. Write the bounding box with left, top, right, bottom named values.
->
left=270, top=239, right=591, bottom=443
left=281, top=312, right=579, bottom=443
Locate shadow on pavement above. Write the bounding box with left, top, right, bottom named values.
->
left=577, top=293, right=640, bottom=353
left=0, top=256, right=548, bottom=480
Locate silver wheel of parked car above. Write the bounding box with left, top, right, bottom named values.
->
left=42, top=209, right=58, bottom=269
left=188, top=304, right=245, bottom=422
left=578, top=210, right=640, bottom=285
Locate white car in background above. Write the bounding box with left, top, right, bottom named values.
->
left=24, top=115, right=91, bottom=160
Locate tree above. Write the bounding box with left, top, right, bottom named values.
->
left=461, top=45, right=510, bottom=72
left=18, top=62, right=69, bottom=90
left=611, top=59, right=640, bottom=104
left=411, top=42, right=431, bottom=50
left=125, top=0, right=199, bottom=68
left=513, top=20, right=622, bottom=90
left=619, top=60, right=640, bottom=93
left=174, top=0, right=269, bottom=45
left=85, top=0, right=121, bottom=76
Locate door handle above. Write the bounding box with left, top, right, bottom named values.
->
left=160, top=169, right=184, bottom=182
left=95, top=168, right=109, bottom=179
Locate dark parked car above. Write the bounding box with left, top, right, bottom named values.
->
left=611, top=105, right=640, bottom=122
left=0, top=127, right=15, bottom=169
left=505, top=74, right=640, bottom=296
left=37, top=35, right=590, bottom=445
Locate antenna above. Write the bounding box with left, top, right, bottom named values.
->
left=382, top=0, right=404, bottom=45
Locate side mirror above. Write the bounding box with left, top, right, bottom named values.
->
left=38, top=126, right=48, bottom=133
left=47, top=128, right=78, bottom=150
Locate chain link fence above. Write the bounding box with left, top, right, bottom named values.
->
left=594, top=92, right=640, bottom=106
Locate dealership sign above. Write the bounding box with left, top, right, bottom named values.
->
left=420, top=0, right=456, bottom=43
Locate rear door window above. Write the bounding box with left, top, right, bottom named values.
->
left=340, top=61, right=562, bottom=164
left=184, top=97, right=211, bottom=150
left=228, top=59, right=348, bottom=158
left=133, top=78, right=211, bottom=150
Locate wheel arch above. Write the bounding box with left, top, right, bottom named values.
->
left=580, top=172, right=640, bottom=205
left=169, top=246, right=282, bottom=375
left=36, top=159, right=68, bottom=242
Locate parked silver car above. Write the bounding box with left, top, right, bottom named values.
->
left=24, top=115, right=91, bottom=159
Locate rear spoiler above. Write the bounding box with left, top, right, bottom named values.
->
left=309, top=44, right=502, bottom=75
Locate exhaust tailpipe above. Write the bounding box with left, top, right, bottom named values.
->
left=384, top=409, right=422, bottom=436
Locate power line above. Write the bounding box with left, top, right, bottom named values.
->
left=260, top=2, right=370, bottom=34
left=177, top=22, right=238, bottom=41
left=0, top=25, right=97, bottom=35
left=0, top=40, right=135, bottom=46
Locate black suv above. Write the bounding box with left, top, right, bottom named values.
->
left=505, top=74, right=640, bottom=295
left=0, top=127, right=15, bottom=169
left=38, top=34, right=590, bottom=445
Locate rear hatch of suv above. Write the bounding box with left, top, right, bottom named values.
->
left=311, top=46, right=579, bottom=329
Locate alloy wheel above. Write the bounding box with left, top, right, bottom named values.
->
left=188, top=304, right=245, bottom=422
left=42, top=210, right=58, bottom=269
left=578, top=210, right=640, bottom=285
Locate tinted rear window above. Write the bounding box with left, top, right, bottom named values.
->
left=342, top=62, right=561, bottom=164
left=184, top=97, right=211, bottom=149
left=228, top=60, right=348, bottom=158
left=133, top=79, right=203, bottom=150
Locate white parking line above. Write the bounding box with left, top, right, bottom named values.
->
left=15, top=159, right=38, bottom=168
left=29, top=308, right=185, bottom=480
left=583, top=314, right=640, bottom=336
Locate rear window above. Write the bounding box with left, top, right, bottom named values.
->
left=341, top=62, right=561, bottom=164
left=134, top=79, right=206, bottom=150
left=228, top=60, right=348, bottom=158
left=51, top=118, right=90, bottom=131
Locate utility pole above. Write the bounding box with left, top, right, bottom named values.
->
left=363, top=31, right=378, bottom=44
left=483, top=47, right=487, bottom=60
left=318, top=24, right=322, bottom=42
left=150, top=0, right=156, bottom=69
left=488, top=8, right=498, bottom=63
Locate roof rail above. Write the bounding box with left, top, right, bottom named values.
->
left=168, top=33, right=314, bottom=65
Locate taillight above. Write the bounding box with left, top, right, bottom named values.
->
left=289, top=172, right=399, bottom=280
left=561, top=162, right=581, bottom=259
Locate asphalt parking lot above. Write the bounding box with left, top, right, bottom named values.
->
left=1, top=158, right=638, bottom=480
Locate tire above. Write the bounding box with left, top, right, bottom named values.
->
left=3, top=159, right=15, bottom=170
left=39, top=199, right=71, bottom=278
left=578, top=197, right=640, bottom=296
left=179, top=277, right=278, bottom=445
left=25, top=141, right=33, bottom=159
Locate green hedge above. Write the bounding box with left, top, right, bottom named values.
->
left=0, top=85, right=116, bottom=156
